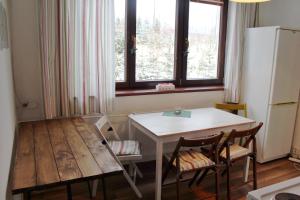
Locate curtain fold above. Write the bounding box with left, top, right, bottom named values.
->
left=224, top=2, right=258, bottom=103
left=39, top=0, right=115, bottom=119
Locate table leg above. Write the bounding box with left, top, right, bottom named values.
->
left=155, top=141, right=163, bottom=200
left=66, top=184, right=72, bottom=200
left=243, top=157, right=250, bottom=183
left=102, top=177, right=107, bottom=200
left=21, top=192, right=30, bottom=200
left=243, top=124, right=252, bottom=183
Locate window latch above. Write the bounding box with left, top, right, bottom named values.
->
left=130, top=35, right=137, bottom=54
left=183, top=38, right=189, bottom=56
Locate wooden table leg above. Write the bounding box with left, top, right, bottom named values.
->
left=66, top=184, right=72, bottom=200
left=102, top=177, right=107, bottom=200
left=155, top=141, right=163, bottom=200
left=24, top=191, right=31, bottom=200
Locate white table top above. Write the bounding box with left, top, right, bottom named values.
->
left=247, top=176, right=300, bottom=200
left=129, top=108, right=255, bottom=137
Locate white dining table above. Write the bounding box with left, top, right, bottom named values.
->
left=128, top=107, right=256, bottom=200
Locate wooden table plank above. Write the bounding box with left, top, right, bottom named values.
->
left=47, top=120, right=83, bottom=181
left=60, top=119, right=102, bottom=177
left=33, top=121, right=60, bottom=185
left=72, top=118, right=122, bottom=174
left=12, top=123, right=36, bottom=191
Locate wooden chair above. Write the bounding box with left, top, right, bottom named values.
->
left=215, top=102, right=251, bottom=182
left=162, top=133, right=224, bottom=200
left=218, top=123, right=263, bottom=200
left=92, top=115, right=143, bottom=198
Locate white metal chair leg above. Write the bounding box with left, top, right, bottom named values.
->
left=92, top=180, right=99, bottom=198
left=100, top=139, right=143, bottom=198
left=123, top=170, right=142, bottom=198
left=132, top=162, right=143, bottom=178
left=129, top=162, right=134, bottom=177
left=243, top=156, right=250, bottom=182
left=133, top=167, right=137, bottom=183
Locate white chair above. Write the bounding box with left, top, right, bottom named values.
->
left=92, top=115, right=143, bottom=198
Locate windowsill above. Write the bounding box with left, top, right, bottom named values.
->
left=116, top=85, right=224, bottom=97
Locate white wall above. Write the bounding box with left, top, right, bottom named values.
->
left=10, top=0, right=44, bottom=121
left=259, top=0, right=300, bottom=156
left=259, top=0, right=300, bottom=29
left=0, top=0, right=17, bottom=199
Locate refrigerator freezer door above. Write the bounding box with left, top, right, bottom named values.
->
left=261, top=103, right=298, bottom=162
left=269, top=29, right=300, bottom=104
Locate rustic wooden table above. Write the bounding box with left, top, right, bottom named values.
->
left=12, top=117, right=122, bottom=200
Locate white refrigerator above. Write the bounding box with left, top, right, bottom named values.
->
left=242, top=26, right=300, bottom=163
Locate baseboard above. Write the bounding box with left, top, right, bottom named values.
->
left=6, top=124, right=19, bottom=200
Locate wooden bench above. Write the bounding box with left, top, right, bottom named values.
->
left=11, top=117, right=122, bottom=200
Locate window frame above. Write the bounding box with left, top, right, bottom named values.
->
left=116, top=0, right=228, bottom=90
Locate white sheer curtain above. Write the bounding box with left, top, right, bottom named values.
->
left=224, top=2, right=258, bottom=103
left=39, top=0, right=115, bottom=119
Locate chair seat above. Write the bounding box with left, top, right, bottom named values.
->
left=220, top=144, right=250, bottom=160
left=165, top=149, right=215, bottom=172
left=108, top=140, right=141, bottom=156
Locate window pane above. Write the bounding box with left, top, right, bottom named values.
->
left=115, top=0, right=126, bottom=82
left=136, top=0, right=176, bottom=81
left=187, top=2, right=221, bottom=80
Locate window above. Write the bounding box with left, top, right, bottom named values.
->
left=135, top=0, right=176, bottom=81
left=115, top=0, right=228, bottom=89
left=187, top=2, right=221, bottom=80
left=114, top=0, right=126, bottom=82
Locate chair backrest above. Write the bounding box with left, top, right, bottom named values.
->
left=170, top=133, right=224, bottom=163
left=219, top=122, right=263, bottom=156
left=95, top=115, right=121, bottom=140
left=215, top=103, right=248, bottom=118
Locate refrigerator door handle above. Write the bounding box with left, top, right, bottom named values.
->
left=272, top=102, right=298, bottom=106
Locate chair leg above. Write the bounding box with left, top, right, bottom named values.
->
left=66, top=183, right=72, bottom=200
left=196, top=168, right=209, bottom=185
left=133, top=166, right=137, bottom=183
left=176, top=170, right=180, bottom=200
left=132, top=162, right=143, bottom=178
left=162, top=163, right=172, bottom=184
left=129, top=162, right=134, bottom=177
left=123, top=170, right=143, bottom=198
left=215, top=166, right=220, bottom=200
left=226, top=164, right=231, bottom=200
left=188, top=170, right=201, bottom=188
left=221, top=169, right=227, bottom=177
left=102, top=177, right=107, bottom=200
left=253, top=155, right=257, bottom=190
